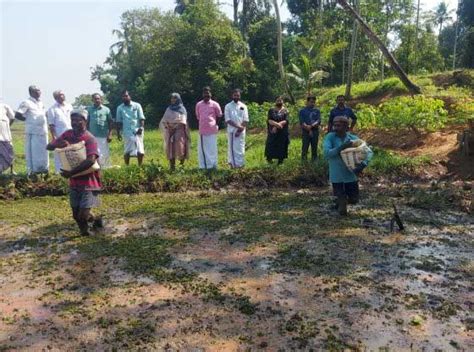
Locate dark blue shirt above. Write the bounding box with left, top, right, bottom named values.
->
left=299, top=107, right=321, bottom=127
left=329, top=106, right=357, bottom=127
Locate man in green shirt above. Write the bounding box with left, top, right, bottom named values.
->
left=116, top=90, right=146, bottom=166
left=87, top=93, right=113, bottom=168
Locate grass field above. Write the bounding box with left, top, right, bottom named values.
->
left=2, top=73, right=472, bottom=350
left=10, top=122, right=300, bottom=173
left=9, top=121, right=428, bottom=179
left=0, top=186, right=472, bottom=350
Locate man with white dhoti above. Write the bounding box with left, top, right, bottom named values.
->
left=224, top=89, right=249, bottom=168
left=116, top=90, right=145, bottom=166
left=15, top=86, right=49, bottom=174
left=195, top=87, right=222, bottom=169
left=87, top=93, right=113, bottom=168
left=0, top=102, right=15, bottom=174
left=47, top=90, right=73, bottom=173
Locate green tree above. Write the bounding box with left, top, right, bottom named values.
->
left=458, top=0, right=474, bottom=68
left=287, top=53, right=329, bottom=95
left=93, top=0, right=253, bottom=126
left=73, top=94, right=94, bottom=109
left=336, top=0, right=421, bottom=94
left=439, top=24, right=457, bottom=67
left=433, top=1, right=453, bottom=33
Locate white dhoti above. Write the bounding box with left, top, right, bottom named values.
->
left=25, top=133, right=49, bottom=174
left=198, top=133, right=218, bottom=169
left=227, top=131, right=246, bottom=168
left=97, top=137, right=111, bottom=168
left=124, top=134, right=145, bottom=157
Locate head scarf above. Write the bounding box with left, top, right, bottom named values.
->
left=169, top=93, right=187, bottom=115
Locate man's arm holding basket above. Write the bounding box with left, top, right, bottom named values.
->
left=353, top=143, right=373, bottom=175
left=60, top=154, right=97, bottom=179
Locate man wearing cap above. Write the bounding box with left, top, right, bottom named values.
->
left=323, top=116, right=372, bottom=215
left=47, top=109, right=103, bottom=236
left=116, top=90, right=145, bottom=166
left=87, top=93, right=113, bottom=168
left=0, top=102, right=15, bottom=174
left=46, top=90, right=73, bottom=173
left=327, top=95, right=357, bottom=132
left=15, top=85, right=49, bottom=174
left=224, top=88, right=249, bottom=168
left=195, top=87, right=222, bottom=169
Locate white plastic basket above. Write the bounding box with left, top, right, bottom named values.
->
left=340, top=139, right=370, bottom=170
left=55, top=140, right=100, bottom=177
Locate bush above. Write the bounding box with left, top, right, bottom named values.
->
left=0, top=147, right=433, bottom=200
left=379, top=96, right=448, bottom=132
left=451, top=98, right=474, bottom=124
left=354, top=95, right=448, bottom=132
left=354, top=103, right=378, bottom=129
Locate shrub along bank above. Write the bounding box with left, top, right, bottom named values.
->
left=0, top=149, right=431, bottom=200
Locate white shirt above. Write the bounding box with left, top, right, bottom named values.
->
left=46, top=101, right=72, bottom=136
left=224, top=100, right=249, bottom=133
left=17, top=97, right=47, bottom=135
left=0, top=103, right=15, bottom=142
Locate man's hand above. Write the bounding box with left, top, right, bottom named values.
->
left=60, top=169, right=73, bottom=178
left=107, top=135, right=112, bottom=143
left=235, top=126, right=244, bottom=137
left=353, top=163, right=366, bottom=176
left=340, top=140, right=353, bottom=150
left=55, top=140, right=69, bottom=149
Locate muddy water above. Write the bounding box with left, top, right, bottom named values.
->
left=0, top=191, right=472, bottom=350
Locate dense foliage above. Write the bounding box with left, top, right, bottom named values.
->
left=92, top=0, right=473, bottom=126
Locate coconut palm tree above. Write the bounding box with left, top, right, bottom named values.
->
left=434, top=1, right=454, bottom=33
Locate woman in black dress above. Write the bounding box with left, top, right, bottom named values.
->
left=265, top=96, right=290, bottom=164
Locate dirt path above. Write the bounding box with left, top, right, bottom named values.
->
left=0, top=188, right=472, bottom=350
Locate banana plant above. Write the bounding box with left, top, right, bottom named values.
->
left=287, top=52, right=329, bottom=96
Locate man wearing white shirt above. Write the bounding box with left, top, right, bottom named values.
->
left=15, top=85, right=49, bottom=174
left=224, top=89, right=249, bottom=168
left=0, top=102, right=15, bottom=174
left=46, top=90, right=72, bottom=173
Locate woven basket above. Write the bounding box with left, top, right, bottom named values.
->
left=340, top=139, right=370, bottom=170
left=55, top=141, right=100, bottom=177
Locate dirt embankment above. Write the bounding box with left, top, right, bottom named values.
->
left=360, top=127, right=474, bottom=180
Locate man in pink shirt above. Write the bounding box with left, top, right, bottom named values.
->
left=195, top=87, right=222, bottom=169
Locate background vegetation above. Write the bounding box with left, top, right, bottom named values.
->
left=86, top=0, right=473, bottom=127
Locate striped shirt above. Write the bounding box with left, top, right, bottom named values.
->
left=54, top=130, right=102, bottom=190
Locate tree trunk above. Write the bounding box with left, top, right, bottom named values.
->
left=336, top=0, right=421, bottom=94
left=342, top=48, right=346, bottom=84
left=233, top=0, right=239, bottom=26
left=272, top=0, right=295, bottom=103
left=452, top=0, right=460, bottom=70
left=414, top=0, right=421, bottom=74
left=345, top=0, right=359, bottom=99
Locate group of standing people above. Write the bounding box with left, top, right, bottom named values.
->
left=0, top=86, right=146, bottom=175
left=161, top=87, right=249, bottom=170
left=0, top=85, right=370, bottom=236
left=0, top=84, right=360, bottom=175
left=263, top=93, right=358, bottom=164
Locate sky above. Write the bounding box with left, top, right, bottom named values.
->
left=0, top=0, right=458, bottom=108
